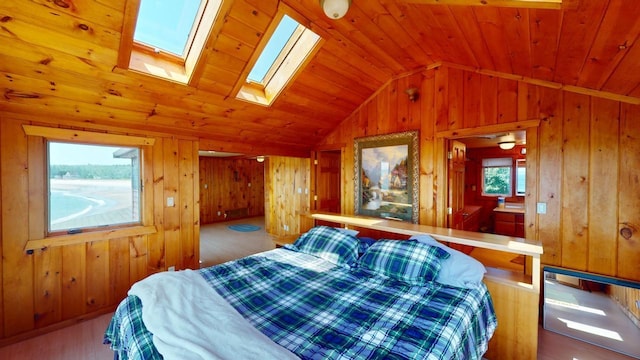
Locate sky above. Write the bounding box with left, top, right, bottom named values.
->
left=247, top=15, right=298, bottom=83
left=134, top=0, right=201, bottom=55
left=49, top=143, right=133, bottom=166
left=133, top=0, right=297, bottom=82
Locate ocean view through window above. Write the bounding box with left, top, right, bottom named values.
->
left=48, top=142, right=141, bottom=233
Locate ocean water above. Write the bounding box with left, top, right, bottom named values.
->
left=50, top=191, right=94, bottom=222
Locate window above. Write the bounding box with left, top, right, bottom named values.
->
left=120, top=0, right=223, bottom=84
left=247, top=15, right=300, bottom=84
left=236, top=12, right=322, bottom=106
left=48, top=142, right=141, bottom=233
left=482, top=158, right=512, bottom=196
left=516, top=159, right=526, bottom=196
left=134, top=0, right=202, bottom=58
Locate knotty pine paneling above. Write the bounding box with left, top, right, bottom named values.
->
left=199, top=157, right=265, bottom=225
left=264, top=156, right=310, bottom=238
left=319, top=64, right=640, bottom=283
left=610, top=285, right=640, bottom=325
left=618, top=103, right=640, bottom=281
left=0, top=118, right=200, bottom=344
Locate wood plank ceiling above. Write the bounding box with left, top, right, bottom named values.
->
left=0, top=0, right=639, bottom=156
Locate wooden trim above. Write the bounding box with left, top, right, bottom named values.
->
left=310, top=212, right=542, bottom=291
left=24, top=225, right=157, bottom=251
left=435, top=120, right=541, bottom=138
left=132, top=42, right=185, bottom=64
left=311, top=212, right=542, bottom=256
left=441, top=62, right=640, bottom=105
left=187, top=0, right=232, bottom=87
left=404, top=0, right=562, bottom=10
left=117, top=0, right=141, bottom=68
left=22, top=125, right=155, bottom=146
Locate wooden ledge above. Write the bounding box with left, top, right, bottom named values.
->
left=24, top=225, right=157, bottom=251
left=309, top=212, right=543, bottom=292
left=310, top=212, right=543, bottom=257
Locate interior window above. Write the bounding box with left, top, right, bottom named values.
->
left=48, top=142, right=141, bottom=233
left=482, top=158, right=512, bottom=197
left=516, top=159, right=526, bottom=196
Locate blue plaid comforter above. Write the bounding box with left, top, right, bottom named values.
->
left=105, top=249, right=497, bottom=360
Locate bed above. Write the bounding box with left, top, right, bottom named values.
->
left=104, top=225, right=497, bottom=360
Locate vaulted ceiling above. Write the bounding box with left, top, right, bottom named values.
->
left=1, top=0, right=639, bottom=156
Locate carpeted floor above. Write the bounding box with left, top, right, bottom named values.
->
left=200, top=216, right=275, bottom=268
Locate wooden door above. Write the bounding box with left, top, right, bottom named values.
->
left=315, top=150, right=341, bottom=213
left=448, top=140, right=466, bottom=229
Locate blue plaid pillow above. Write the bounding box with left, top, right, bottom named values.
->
left=287, top=226, right=359, bottom=267
left=357, top=240, right=450, bottom=284
left=357, top=236, right=376, bottom=256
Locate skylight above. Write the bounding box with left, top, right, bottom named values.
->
left=236, top=12, right=322, bottom=106
left=120, top=0, right=223, bottom=84
left=247, top=15, right=299, bottom=83
left=134, top=0, right=202, bottom=57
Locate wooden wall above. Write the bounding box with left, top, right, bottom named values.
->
left=199, top=157, right=264, bottom=224
left=264, top=156, right=311, bottom=239
left=319, top=65, right=640, bottom=283
left=610, top=285, right=640, bottom=327
left=0, top=117, right=200, bottom=343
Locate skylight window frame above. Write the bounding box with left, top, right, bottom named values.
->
left=118, top=0, right=227, bottom=85
left=234, top=6, right=324, bottom=107
left=133, top=0, right=207, bottom=60
left=248, top=21, right=306, bottom=87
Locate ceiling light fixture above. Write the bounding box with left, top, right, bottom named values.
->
left=498, top=141, right=516, bottom=150
left=320, top=0, right=351, bottom=19
left=256, top=155, right=265, bottom=163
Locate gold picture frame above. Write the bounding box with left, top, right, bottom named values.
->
left=354, top=131, right=419, bottom=223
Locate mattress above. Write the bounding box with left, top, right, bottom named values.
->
left=105, top=248, right=497, bottom=360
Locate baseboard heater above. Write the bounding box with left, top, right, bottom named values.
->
left=543, top=266, right=640, bottom=358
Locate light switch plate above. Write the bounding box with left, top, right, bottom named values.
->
left=537, top=202, right=547, bottom=214
left=167, top=197, right=175, bottom=207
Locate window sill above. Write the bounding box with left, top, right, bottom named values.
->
left=24, top=225, right=157, bottom=251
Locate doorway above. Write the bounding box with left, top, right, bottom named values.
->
left=443, top=127, right=536, bottom=271
left=313, top=149, right=342, bottom=213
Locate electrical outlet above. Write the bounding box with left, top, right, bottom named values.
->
left=168, top=266, right=175, bottom=272
left=217, top=211, right=221, bottom=216
left=636, top=300, right=640, bottom=310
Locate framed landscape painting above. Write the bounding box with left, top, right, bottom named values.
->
left=354, top=131, right=419, bottom=223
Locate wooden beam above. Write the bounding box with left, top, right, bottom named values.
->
left=404, top=0, right=563, bottom=10
left=22, top=125, right=155, bottom=146
left=436, top=119, right=541, bottom=138
left=440, top=62, right=640, bottom=105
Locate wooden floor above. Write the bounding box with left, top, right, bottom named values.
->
left=0, top=317, right=634, bottom=360
left=0, top=217, right=635, bottom=359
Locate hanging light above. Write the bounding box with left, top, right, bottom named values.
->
left=498, top=141, right=516, bottom=150
left=320, top=0, right=351, bottom=19
left=256, top=155, right=265, bottom=163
